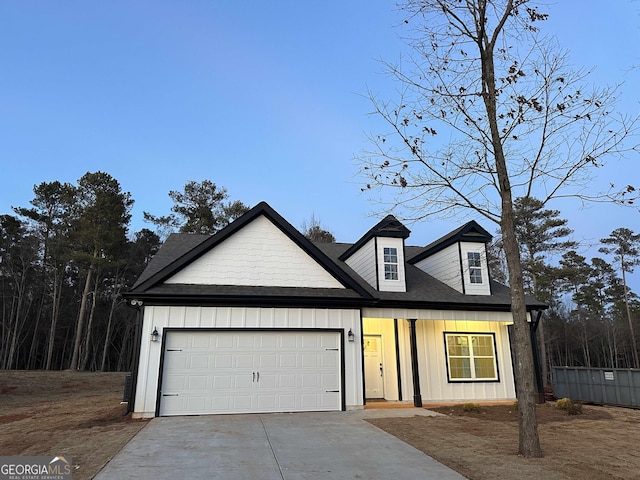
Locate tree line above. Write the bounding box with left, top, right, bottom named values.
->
left=0, top=174, right=249, bottom=372
left=2, top=171, right=638, bottom=376
left=489, top=197, right=640, bottom=380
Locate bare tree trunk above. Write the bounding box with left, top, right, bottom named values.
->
left=621, top=267, right=639, bottom=368
left=7, top=278, right=27, bottom=369
left=101, top=295, right=119, bottom=371
left=81, top=278, right=99, bottom=371
left=479, top=6, right=542, bottom=455
left=70, top=261, right=94, bottom=370
left=27, top=293, right=46, bottom=369
left=537, top=319, right=549, bottom=386
left=45, top=274, right=62, bottom=370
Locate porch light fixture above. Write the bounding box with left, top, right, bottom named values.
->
left=348, top=329, right=355, bottom=342
left=151, top=327, right=159, bottom=342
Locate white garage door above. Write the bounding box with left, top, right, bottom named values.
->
left=159, top=330, right=342, bottom=416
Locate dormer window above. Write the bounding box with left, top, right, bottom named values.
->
left=384, top=247, right=399, bottom=280
left=468, top=252, right=482, bottom=284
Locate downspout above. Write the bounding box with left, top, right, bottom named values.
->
left=529, top=310, right=545, bottom=404
left=408, top=319, right=422, bottom=407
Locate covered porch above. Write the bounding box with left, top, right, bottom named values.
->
left=361, top=308, right=518, bottom=406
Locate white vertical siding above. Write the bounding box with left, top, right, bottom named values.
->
left=133, top=306, right=363, bottom=418
left=165, top=215, right=344, bottom=289
left=362, top=318, right=400, bottom=401
left=364, top=309, right=516, bottom=403
left=376, top=237, right=406, bottom=292
left=460, top=242, right=491, bottom=295
left=415, top=319, right=515, bottom=402
left=414, top=244, right=463, bottom=293
left=344, top=238, right=377, bottom=289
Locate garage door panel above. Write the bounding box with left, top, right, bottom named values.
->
left=159, top=330, right=342, bottom=416
left=189, top=354, right=209, bottom=369
left=235, top=354, right=254, bottom=368
left=279, top=354, right=297, bottom=368
left=233, top=395, right=253, bottom=410
left=279, top=374, right=296, bottom=388
left=214, top=335, right=234, bottom=348
left=186, top=397, right=206, bottom=411
left=277, top=394, right=296, bottom=409
left=215, top=354, right=233, bottom=368
left=237, top=335, right=256, bottom=348
left=259, top=335, right=278, bottom=348
left=192, top=335, right=211, bottom=348
left=163, top=374, right=187, bottom=391
left=301, top=354, right=319, bottom=367
left=259, top=354, right=278, bottom=368
left=212, top=375, right=232, bottom=389
left=188, top=376, right=208, bottom=390
left=322, top=355, right=338, bottom=368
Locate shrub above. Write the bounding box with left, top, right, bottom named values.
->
left=555, top=397, right=583, bottom=415
left=463, top=402, right=481, bottom=413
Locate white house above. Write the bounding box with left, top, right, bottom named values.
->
left=125, top=201, right=546, bottom=418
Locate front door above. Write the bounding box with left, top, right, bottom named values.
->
left=364, top=335, right=384, bottom=399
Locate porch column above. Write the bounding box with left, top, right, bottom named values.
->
left=408, top=318, right=422, bottom=407
left=530, top=310, right=546, bottom=404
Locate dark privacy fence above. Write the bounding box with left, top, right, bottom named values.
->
left=551, top=366, right=640, bottom=408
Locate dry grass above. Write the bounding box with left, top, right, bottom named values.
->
left=3, top=371, right=640, bottom=480
left=0, top=370, right=148, bottom=480
left=369, top=402, right=640, bottom=480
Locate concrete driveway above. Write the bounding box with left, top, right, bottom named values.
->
left=95, top=409, right=467, bottom=479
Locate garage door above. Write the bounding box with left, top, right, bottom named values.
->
left=159, top=330, right=342, bottom=416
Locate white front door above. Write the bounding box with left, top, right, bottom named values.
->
left=159, top=330, right=342, bottom=416
left=364, top=335, right=384, bottom=399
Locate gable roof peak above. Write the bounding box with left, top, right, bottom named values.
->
left=128, top=200, right=374, bottom=299
left=408, top=219, right=492, bottom=264
left=372, top=214, right=411, bottom=238
left=338, top=214, right=410, bottom=261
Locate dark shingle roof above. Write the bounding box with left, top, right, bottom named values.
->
left=132, top=233, right=210, bottom=289
left=339, top=215, right=410, bottom=261
left=408, top=220, right=492, bottom=264
left=127, top=203, right=546, bottom=312
left=316, top=242, right=545, bottom=311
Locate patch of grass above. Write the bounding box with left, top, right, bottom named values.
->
left=463, top=402, right=482, bottom=413
left=555, top=397, right=583, bottom=415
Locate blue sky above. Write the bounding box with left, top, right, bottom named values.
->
left=1, top=2, right=639, bottom=270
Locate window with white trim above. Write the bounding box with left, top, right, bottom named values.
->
left=383, top=247, right=398, bottom=280
left=445, top=333, right=498, bottom=381
left=467, top=252, right=483, bottom=284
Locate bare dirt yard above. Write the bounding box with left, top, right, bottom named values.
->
left=0, top=370, right=148, bottom=480
left=369, top=402, right=640, bottom=480
left=2, top=371, right=640, bottom=480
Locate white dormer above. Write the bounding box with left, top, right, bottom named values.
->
left=460, top=242, right=490, bottom=295
left=409, top=221, right=492, bottom=296
left=339, top=215, right=411, bottom=292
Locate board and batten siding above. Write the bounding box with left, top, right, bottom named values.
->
left=344, top=238, right=376, bottom=289
left=165, top=215, right=344, bottom=289
left=133, top=305, right=363, bottom=418
left=414, top=243, right=463, bottom=293
left=397, top=317, right=515, bottom=402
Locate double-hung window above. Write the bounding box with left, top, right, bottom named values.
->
left=383, top=247, right=398, bottom=280
left=445, top=333, right=498, bottom=381
left=468, top=252, right=482, bottom=284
